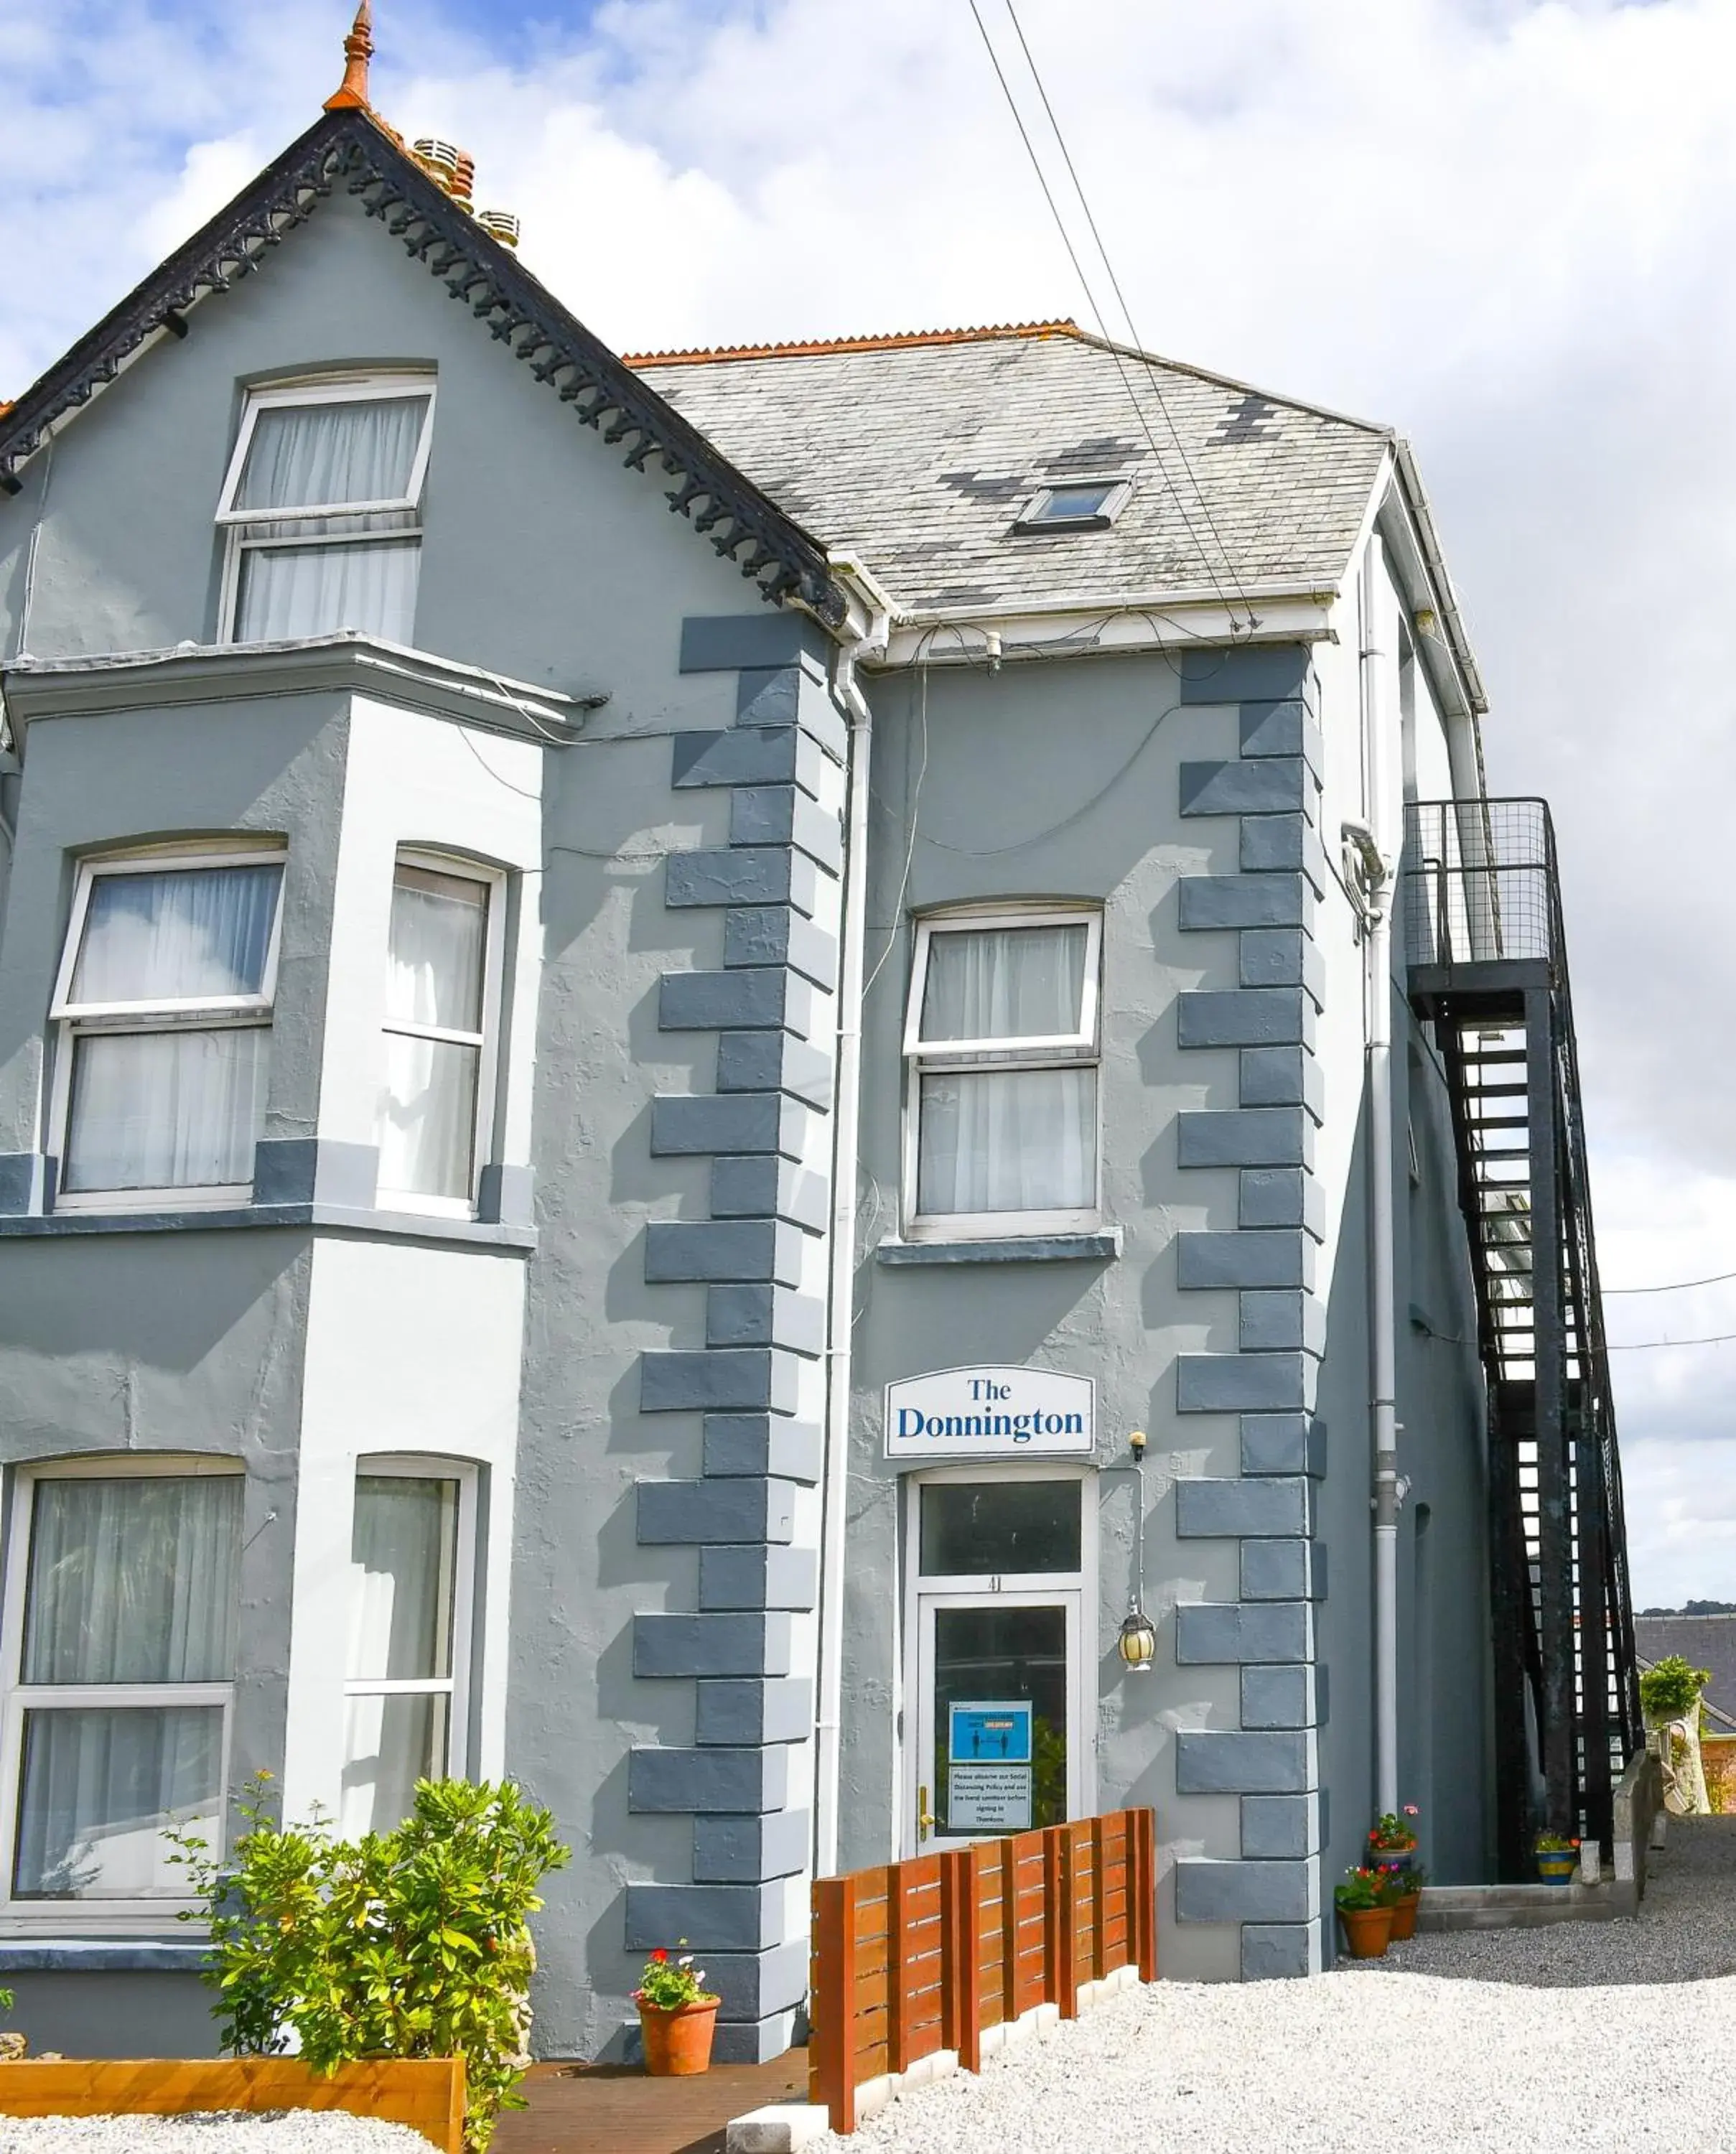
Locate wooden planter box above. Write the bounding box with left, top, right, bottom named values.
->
left=0, top=2058, right=466, bottom=2153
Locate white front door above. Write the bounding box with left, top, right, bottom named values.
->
left=903, top=1473, right=1092, bottom=1853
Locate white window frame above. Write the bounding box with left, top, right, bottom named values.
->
left=901, top=1464, right=1098, bottom=1854
left=902, top=905, right=1103, bottom=1241
left=215, top=373, right=437, bottom=645
left=376, top=851, right=507, bottom=1220
left=47, top=844, right=287, bottom=1213
left=1011, top=475, right=1133, bottom=533
left=342, top=1456, right=477, bottom=1817
left=0, top=1454, right=243, bottom=1933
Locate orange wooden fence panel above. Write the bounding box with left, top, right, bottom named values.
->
left=811, top=1807, right=1157, bottom=2134
left=0, top=2059, right=466, bottom=2154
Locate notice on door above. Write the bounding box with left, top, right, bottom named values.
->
left=948, top=1763, right=1032, bottom=1832
left=949, top=1700, right=1033, bottom=1764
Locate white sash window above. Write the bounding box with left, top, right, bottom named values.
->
left=376, top=858, right=502, bottom=1213
left=1, top=1462, right=241, bottom=1915
left=341, top=1463, right=472, bottom=1838
left=904, top=909, right=1102, bottom=1238
left=51, top=850, right=285, bottom=1208
left=215, top=376, right=436, bottom=645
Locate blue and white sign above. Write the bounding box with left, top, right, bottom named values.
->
left=949, top=1700, right=1034, bottom=1765
left=884, top=1366, right=1095, bottom=1460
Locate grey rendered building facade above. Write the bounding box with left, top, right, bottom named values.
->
left=0, top=96, right=1493, bottom=2061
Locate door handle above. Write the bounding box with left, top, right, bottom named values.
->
left=917, top=1784, right=936, bottom=1842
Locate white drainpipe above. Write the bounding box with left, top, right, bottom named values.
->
left=814, top=563, right=891, bottom=1880
left=1348, top=542, right=1401, bottom=1820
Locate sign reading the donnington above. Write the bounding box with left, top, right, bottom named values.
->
left=884, top=1366, right=1096, bottom=1461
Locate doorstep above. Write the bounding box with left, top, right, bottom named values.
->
left=495, top=2049, right=807, bottom=2154
left=1417, top=1876, right=1633, bottom=1931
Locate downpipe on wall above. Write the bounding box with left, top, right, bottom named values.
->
left=814, top=564, right=892, bottom=1881
left=1348, top=544, right=1403, bottom=1820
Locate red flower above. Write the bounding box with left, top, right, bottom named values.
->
left=650, top=1949, right=668, bottom=1963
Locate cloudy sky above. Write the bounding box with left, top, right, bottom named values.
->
left=4, top=0, right=1734, bottom=1605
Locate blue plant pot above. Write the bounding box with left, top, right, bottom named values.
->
left=1536, top=1852, right=1577, bottom=1885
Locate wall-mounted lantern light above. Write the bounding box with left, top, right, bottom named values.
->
left=1119, top=1428, right=1157, bottom=1674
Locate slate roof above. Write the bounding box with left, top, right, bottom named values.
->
left=1635, top=1614, right=1736, bottom=1730
left=628, top=324, right=1393, bottom=618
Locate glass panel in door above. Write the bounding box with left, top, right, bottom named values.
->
left=930, top=1601, right=1069, bottom=1837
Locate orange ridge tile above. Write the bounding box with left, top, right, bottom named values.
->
left=623, top=320, right=1082, bottom=367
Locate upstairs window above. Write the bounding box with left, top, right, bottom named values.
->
left=216, top=376, right=436, bottom=645
left=904, top=908, right=1102, bottom=1237
left=376, top=858, right=500, bottom=1212
left=51, top=850, right=284, bottom=1207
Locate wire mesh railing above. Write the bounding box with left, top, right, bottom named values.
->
left=1403, top=797, right=1556, bottom=971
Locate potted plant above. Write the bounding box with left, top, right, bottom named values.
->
left=1335, top=1868, right=1394, bottom=1959
left=1534, top=1832, right=1579, bottom=1885
left=1376, top=1861, right=1426, bottom=1941
left=634, top=1943, right=721, bottom=2076
left=1366, top=1805, right=1421, bottom=1875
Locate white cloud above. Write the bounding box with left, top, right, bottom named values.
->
left=6, top=0, right=1736, bottom=1598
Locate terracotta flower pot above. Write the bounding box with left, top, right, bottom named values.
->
left=1337, top=1904, right=1394, bottom=1959
left=637, top=1996, right=719, bottom=2076
left=1387, top=1891, right=1421, bottom=1941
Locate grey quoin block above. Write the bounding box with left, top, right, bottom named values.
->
left=723, top=905, right=839, bottom=989
left=701, top=1413, right=824, bottom=1483
left=1175, top=1600, right=1313, bottom=1664
left=1174, top=1730, right=1314, bottom=1794
left=680, top=613, right=818, bottom=673
left=640, top=1348, right=796, bottom=1415
left=1241, top=1537, right=1328, bottom=1601
left=716, top=1032, right=834, bottom=1109
left=633, top=1612, right=793, bottom=1679
left=735, top=666, right=803, bottom=727
left=660, top=968, right=798, bottom=1034
left=1238, top=698, right=1318, bottom=764
left=627, top=1745, right=788, bottom=1814
left=1175, top=1857, right=1313, bottom=1925
left=671, top=727, right=802, bottom=789
left=1240, top=1664, right=1322, bottom=1730
left=711, top=1155, right=829, bottom=1228
left=1177, top=1230, right=1309, bottom=1291
left=701, top=1939, right=809, bottom=2020
left=1176, top=1351, right=1309, bottom=1415
left=694, top=1807, right=812, bottom=1882
left=1241, top=813, right=1327, bottom=887
left=651, top=1094, right=784, bottom=1158
left=706, top=1283, right=825, bottom=1356
left=1177, top=872, right=1306, bottom=932
left=1239, top=1290, right=1327, bottom=1356
left=1175, top=1476, right=1312, bottom=1539
left=1177, top=989, right=1307, bottom=1050
left=695, top=1678, right=814, bottom=1745
left=666, top=847, right=796, bottom=910
left=1241, top=1413, right=1327, bottom=1478
left=625, top=1882, right=783, bottom=1952
left=1176, top=643, right=1310, bottom=704
left=1240, top=1046, right=1325, bottom=1121
left=699, top=1545, right=820, bottom=1613
left=1177, top=1109, right=1310, bottom=1170
left=730, top=785, right=842, bottom=873
left=1239, top=928, right=1306, bottom=989
left=1238, top=1167, right=1325, bottom=1236
left=1241, top=1923, right=1321, bottom=1980
left=635, top=1478, right=797, bottom=1547
left=1179, top=760, right=1306, bottom=819
left=644, top=1219, right=780, bottom=1285
left=1241, top=1794, right=1322, bottom=1860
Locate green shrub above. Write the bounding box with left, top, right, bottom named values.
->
left=1641, top=1654, right=1711, bottom=1722
left=170, top=1774, right=569, bottom=2153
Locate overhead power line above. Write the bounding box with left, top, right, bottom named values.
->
left=1603, top=1266, right=1736, bottom=1296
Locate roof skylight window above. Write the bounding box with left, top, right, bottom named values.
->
left=1012, top=477, right=1131, bottom=533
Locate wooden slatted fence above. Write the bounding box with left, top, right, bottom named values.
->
left=810, top=1808, right=1155, bottom=2133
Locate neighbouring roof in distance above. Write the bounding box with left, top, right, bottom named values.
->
left=627, top=322, right=1394, bottom=617
left=1635, top=1613, right=1736, bottom=1733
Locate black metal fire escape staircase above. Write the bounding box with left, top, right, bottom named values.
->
left=1403, top=798, right=1642, bottom=1875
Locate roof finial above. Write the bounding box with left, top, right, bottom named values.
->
left=324, top=1, right=374, bottom=111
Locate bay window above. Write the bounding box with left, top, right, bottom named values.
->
left=341, top=1464, right=472, bottom=1837
left=376, top=857, right=500, bottom=1212
left=51, top=850, right=284, bottom=1207
left=2, top=1463, right=240, bottom=1908
left=904, top=908, right=1102, bottom=1236
left=215, top=375, right=436, bottom=645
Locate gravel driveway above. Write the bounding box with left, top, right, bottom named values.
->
left=813, top=1819, right=1736, bottom=2153
left=0, top=2117, right=434, bottom=2154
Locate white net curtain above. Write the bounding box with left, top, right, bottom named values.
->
left=342, top=1475, right=459, bottom=1838
left=377, top=867, right=487, bottom=1202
